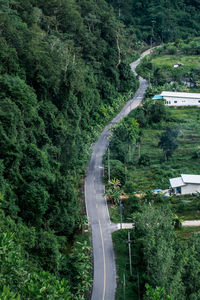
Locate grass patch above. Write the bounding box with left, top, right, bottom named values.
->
left=109, top=204, right=121, bottom=223
left=177, top=212, right=200, bottom=220
left=176, top=226, right=200, bottom=239
left=152, top=55, right=200, bottom=69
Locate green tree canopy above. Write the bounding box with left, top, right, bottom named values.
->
left=158, top=126, right=180, bottom=160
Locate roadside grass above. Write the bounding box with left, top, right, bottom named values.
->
left=170, top=194, right=200, bottom=220
left=175, top=226, right=200, bottom=239
left=177, top=212, right=200, bottom=220
left=190, top=87, right=200, bottom=93
left=109, top=204, right=121, bottom=223
left=112, top=230, right=138, bottom=300
left=109, top=194, right=200, bottom=223
left=151, top=55, right=200, bottom=68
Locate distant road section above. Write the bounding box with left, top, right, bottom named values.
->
left=85, top=48, right=152, bottom=300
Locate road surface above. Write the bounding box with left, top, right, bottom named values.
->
left=85, top=48, right=152, bottom=300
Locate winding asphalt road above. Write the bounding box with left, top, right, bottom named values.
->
left=85, top=48, right=152, bottom=300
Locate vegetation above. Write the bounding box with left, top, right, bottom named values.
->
left=1, top=0, right=200, bottom=298
left=108, top=41, right=200, bottom=299
left=158, top=126, right=180, bottom=160
left=113, top=207, right=200, bottom=300
left=106, top=96, right=200, bottom=224
left=136, top=39, right=200, bottom=85
left=0, top=0, right=139, bottom=297
left=107, top=1, right=200, bottom=43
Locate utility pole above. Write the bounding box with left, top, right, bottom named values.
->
left=125, top=165, right=127, bottom=182
left=123, top=273, right=126, bottom=300
left=137, top=270, right=141, bottom=300
left=148, top=73, right=151, bottom=86
left=108, top=147, right=110, bottom=181
left=120, top=200, right=123, bottom=229
left=118, top=0, right=121, bottom=17
left=138, top=143, right=141, bottom=159
left=127, top=231, right=133, bottom=276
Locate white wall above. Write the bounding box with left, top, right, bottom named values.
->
left=164, top=96, right=200, bottom=106
left=181, top=183, right=200, bottom=195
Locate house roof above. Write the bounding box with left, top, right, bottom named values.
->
left=170, top=174, right=200, bottom=188
left=170, top=177, right=185, bottom=188
left=161, top=91, right=200, bottom=99
left=152, top=95, right=163, bottom=100
left=181, top=174, right=200, bottom=184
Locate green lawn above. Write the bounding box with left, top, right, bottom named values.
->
left=152, top=55, right=200, bottom=69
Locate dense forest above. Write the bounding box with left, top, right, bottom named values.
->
left=107, top=0, right=200, bottom=43
left=0, top=0, right=200, bottom=298
left=0, top=0, right=137, bottom=298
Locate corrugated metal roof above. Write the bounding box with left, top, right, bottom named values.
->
left=170, top=177, right=185, bottom=188
left=170, top=174, right=200, bottom=187
left=161, top=91, right=200, bottom=99
left=181, top=174, right=200, bottom=184
left=153, top=95, right=163, bottom=100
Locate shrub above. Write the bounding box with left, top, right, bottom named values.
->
left=167, top=45, right=177, bottom=55
left=138, top=154, right=151, bottom=166
left=124, top=181, right=135, bottom=194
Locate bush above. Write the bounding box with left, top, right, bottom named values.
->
left=192, top=149, right=200, bottom=159
left=138, top=154, right=151, bottom=166
left=167, top=45, right=177, bottom=55
left=109, top=160, right=126, bottom=185
left=124, top=181, right=135, bottom=194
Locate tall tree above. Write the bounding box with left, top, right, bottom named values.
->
left=158, top=126, right=180, bottom=160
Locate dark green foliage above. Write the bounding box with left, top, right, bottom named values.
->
left=136, top=39, right=200, bottom=85
left=0, top=0, right=138, bottom=297
left=0, top=210, right=72, bottom=299
left=107, top=0, right=200, bottom=43
left=131, top=207, right=184, bottom=299
left=109, top=160, right=126, bottom=185
left=114, top=206, right=200, bottom=300
left=192, top=148, right=200, bottom=159
left=123, top=181, right=135, bottom=194
left=138, top=154, right=151, bottom=166
left=109, top=116, right=139, bottom=163
left=148, top=100, right=167, bottom=124
left=132, top=98, right=168, bottom=127
left=0, top=2, right=136, bottom=222
left=184, top=234, right=200, bottom=299
left=145, top=284, right=173, bottom=300
left=158, top=126, right=180, bottom=160
left=132, top=106, right=148, bottom=127
left=1, top=0, right=200, bottom=298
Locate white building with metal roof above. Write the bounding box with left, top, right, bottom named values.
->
left=160, top=91, right=200, bottom=106
left=170, top=174, right=200, bottom=195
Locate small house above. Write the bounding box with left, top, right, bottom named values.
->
left=170, top=174, right=200, bottom=195
left=173, top=63, right=184, bottom=68
left=153, top=91, right=200, bottom=106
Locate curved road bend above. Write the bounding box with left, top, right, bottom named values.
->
left=85, top=48, right=152, bottom=300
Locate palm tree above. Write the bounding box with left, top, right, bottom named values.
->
left=105, top=178, right=122, bottom=205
